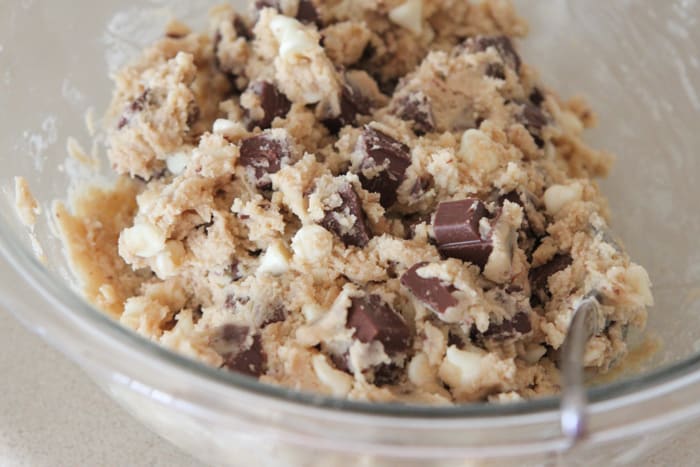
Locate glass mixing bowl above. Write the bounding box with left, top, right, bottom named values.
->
left=1, top=1, right=699, bottom=465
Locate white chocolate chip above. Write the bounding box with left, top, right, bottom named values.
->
left=407, top=352, right=433, bottom=386
left=121, top=222, right=166, bottom=258
left=389, top=0, right=423, bottom=36
left=212, top=118, right=238, bottom=137
left=166, top=152, right=189, bottom=175
left=544, top=182, right=583, bottom=215
left=438, top=346, right=483, bottom=390
left=292, top=224, right=334, bottom=263
left=312, top=354, right=354, bottom=398
left=522, top=344, right=547, bottom=364
left=270, top=15, right=318, bottom=59
left=153, top=240, right=186, bottom=279
left=258, top=240, right=292, bottom=275
left=301, top=303, right=323, bottom=322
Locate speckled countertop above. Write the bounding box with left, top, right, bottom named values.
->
left=0, top=305, right=695, bottom=466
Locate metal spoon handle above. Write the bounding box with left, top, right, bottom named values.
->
left=560, top=297, right=599, bottom=444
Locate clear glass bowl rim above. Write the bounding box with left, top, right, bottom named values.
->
left=3, top=213, right=700, bottom=421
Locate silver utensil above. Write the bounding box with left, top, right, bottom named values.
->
left=559, top=296, right=600, bottom=445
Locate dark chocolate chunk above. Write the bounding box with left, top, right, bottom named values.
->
left=322, top=83, right=371, bottom=134
left=117, top=91, right=149, bottom=130
left=346, top=295, right=411, bottom=354
left=482, top=312, right=531, bottom=340
left=247, top=81, right=291, bottom=130
left=433, top=198, right=494, bottom=269
left=465, top=35, right=521, bottom=72
left=372, top=363, right=402, bottom=387
left=529, top=254, right=573, bottom=292
left=212, top=324, right=266, bottom=376
left=330, top=352, right=350, bottom=373
left=485, top=62, right=506, bottom=80
left=439, top=241, right=493, bottom=270
left=357, top=127, right=411, bottom=208
left=401, top=262, right=458, bottom=314
left=296, top=0, right=321, bottom=26
left=239, top=133, right=289, bottom=189
left=401, top=212, right=431, bottom=240
left=434, top=199, right=487, bottom=245
left=393, top=92, right=435, bottom=135
left=223, top=334, right=266, bottom=377
left=320, top=183, right=372, bottom=247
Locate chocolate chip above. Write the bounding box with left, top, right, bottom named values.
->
left=519, top=101, right=547, bottom=131
left=233, top=16, right=253, bottom=40
left=320, top=183, right=372, bottom=247
left=296, top=0, right=321, bottom=26
left=529, top=254, right=573, bottom=292
left=255, top=0, right=279, bottom=10
left=322, top=83, right=371, bottom=134
left=346, top=295, right=411, bottom=354
left=485, top=62, right=506, bottom=80
left=117, top=91, right=149, bottom=130
left=261, top=303, right=286, bottom=327
left=529, top=87, right=545, bottom=107
left=247, top=81, right=291, bottom=130
left=239, top=133, right=289, bottom=189
left=498, top=190, right=524, bottom=208
left=186, top=102, right=200, bottom=128
left=330, top=352, right=350, bottom=373
left=211, top=324, right=266, bottom=376
left=357, top=127, right=411, bottom=209
left=224, top=293, right=250, bottom=309
left=393, top=92, right=435, bottom=135
left=482, top=312, right=531, bottom=340
left=372, top=363, right=402, bottom=387
left=401, top=212, right=431, bottom=240
left=465, top=35, right=521, bottom=72
left=223, top=334, right=266, bottom=377
left=401, top=262, right=458, bottom=314
left=447, top=331, right=466, bottom=349
left=225, top=261, right=242, bottom=281
left=433, top=199, right=494, bottom=270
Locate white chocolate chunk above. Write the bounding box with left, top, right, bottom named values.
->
left=212, top=118, right=238, bottom=137
left=270, top=15, right=318, bottom=59
left=439, top=346, right=484, bottom=390
left=544, top=182, right=583, bottom=215
left=120, top=222, right=166, bottom=258
left=389, top=0, right=423, bottom=36
left=292, top=224, right=334, bottom=263
left=258, top=240, right=292, bottom=275
left=166, top=152, right=189, bottom=175
left=153, top=240, right=186, bottom=279
left=312, top=354, right=354, bottom=397
left=408, top=352, right=433, bottom=386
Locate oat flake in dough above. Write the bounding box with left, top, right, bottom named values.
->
left=56, top=0, right=653, bottom=404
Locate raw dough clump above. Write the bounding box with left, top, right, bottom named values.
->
left=58, top=0, right=652, bottom=403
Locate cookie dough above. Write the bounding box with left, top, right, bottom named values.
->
left=57, top=0, right=653, bottom=403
